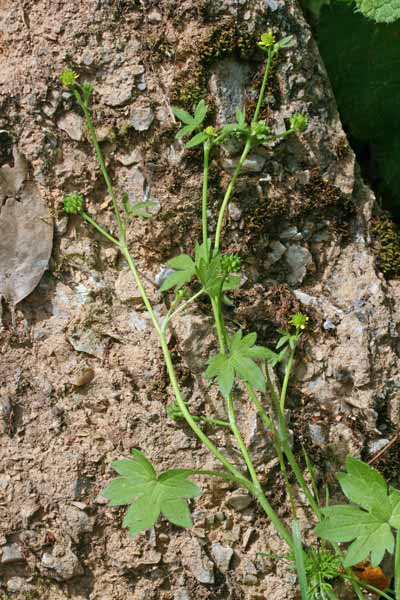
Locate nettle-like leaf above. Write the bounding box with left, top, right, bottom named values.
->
left=205, top=330, right=269, bottom=397
left=160, top=254, right=196, bottom=292
left=102, top=450, right=202, bottom=536
left=315, top=457, right=400, bottom=567
left=173, top=100, right=208, bottom=142
left=354, top=0, right=400, bottom=23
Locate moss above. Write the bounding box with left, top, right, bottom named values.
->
left=371, top=214, right=400, bottom=278
left=170, top=21, right=259, bottom=109
left=246, top=168, right=355, bottom=238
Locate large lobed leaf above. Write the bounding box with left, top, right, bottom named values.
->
left=102, top=450, right=202, bottom=536
left=315, top=457, right=400, bottom=567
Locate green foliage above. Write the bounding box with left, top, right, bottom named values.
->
left=64, top=192, right=84, bottom=215
left=303, top=548, right=342, bottom=598
left=315, top=457, right=400, bottom=567
left=205, top=330, right=271, bottom=396
left=317, top=1, right=400, bottom=214
left=102, top=450, right=202, bottom=536
left=292, top=520, right=309, bottom=600
left=173, top=100, right=208, bottom=147
left=122, top=194, right=158, bottom=219
left=354, top=0, right=400, bottom=22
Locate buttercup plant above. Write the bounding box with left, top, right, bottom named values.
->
left=59, top=33, right=396, bottom=599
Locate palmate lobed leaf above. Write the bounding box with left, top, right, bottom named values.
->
left=205, top=330, right=270, bottom=397
left=315, top=457, right=400, bottom=567
left=102, top=450, right=202, bottom=536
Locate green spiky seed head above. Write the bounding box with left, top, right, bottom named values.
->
left=64, top=192, right=84, bottom=215
left=258, top=31, right=276, bottom=50
left=221, top=253, right=241, bottom=273
left=59, top=69, right=79, bottom=87
left=290, top=113, right=308, bottom=133
left=204, top=126, right=217, bottom=137
left=289, top=312, right=309, bottom=331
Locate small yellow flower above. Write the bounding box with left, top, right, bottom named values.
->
left=204, top=126, right=217, bottom=137
left=257, top=31, right=276, bottom=50
left=289, top=312, right=309, bottom=331
left=59, top=69, right=79, bottom=87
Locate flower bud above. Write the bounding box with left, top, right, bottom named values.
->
left=64, top=192, right=84, bottom=215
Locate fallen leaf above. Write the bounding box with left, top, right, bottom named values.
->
left=0, top=178, right=53, bottom=317
left=352, top=560, right=391, bottom=592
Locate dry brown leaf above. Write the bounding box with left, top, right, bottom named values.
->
left=0, top=179, right=53, bottom=316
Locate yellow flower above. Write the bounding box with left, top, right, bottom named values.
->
left=257, top=31, right=276, bottom=50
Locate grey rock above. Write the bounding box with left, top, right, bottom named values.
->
left=116, top=148, right=141, bottom=166
left=368, top=438, right=389, bottom=456
left=181, top=538, right=214, bottom=584
left=210, top=59, right=251, bottom=126
left=323, top=319, right=336, bottom=331
left=265, top=240, right=286, bottom=268
left=1, top=543, right=24, bottom=564
left=41, top=546, right=83, bottom=581
left=57, top=112, right=84, bottom=141
left=68, top=328, right=106, bottom=359
left=6, top=577, right=35, bottom=593
left=228, top=201, right=242, bottom=221
left=130, top=106, right=154, bottom=131
left=155, top=266, right=174, bottom=288
left=308, top=423, right=326, bottom=447
left=174, top=591, right=191, bottom=600
left=226, top=492, right=253, bottom=511
left=115, top=268, right=142, bottom=303
left=62, top=505, right=94, bottom=543
left=211, top=543, right=233, bottom=573
left=222, top=154, right=265, bottom=174
left=285, top=245, right=313, bottom=286
left=280, top=226, right=299, bottom=241
left=98, top=69, right=135, bottom=106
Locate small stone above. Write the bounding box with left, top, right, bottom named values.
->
left=98, top=70, right=135, bottom=107
left=368, top=438, right=389, bottom=456
left=130, top=106, right=154, bottom=131
left=41, top=547, right=83, bottom=581
left=181, top=538, right=214, bottom=584
left=57, top=112, right=84, bottom=141
left=6, top=577, right=35, bottom=593
left=174, top=591, right=191, bottom=600
left=68, top=328, right=106, bottom=359
left=116, top=148, right=141, bottom=166
left=72, top=367, right=95, bottom=387
left=265, top=240, right=286, bottom=267
left=226, top=492, right=253, bottom=511
left=155, top=266, right=174, bottom=288
left=62, top=505, right=94, bottom=543
left=222, top=155, right=265, bottom=173
left=285, top=245, right=313, bottom=286
left=1, top=543, right=24, bottom=564
left=148, top=8, right=162, bottom=21
left=211, top=543, right=233, bottom=573
left=308, top=423, right=326, bottom=447
left=115, top=269, right=142, bottom=303
left=228, top=202, right=242, bottom=221
left=323, top=319, right=336, bottom=331
left=280, top=226, right=299, bottom=241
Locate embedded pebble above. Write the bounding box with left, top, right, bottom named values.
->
left=285, top=245, right=313, bottom=286
left=211, top=543, right=233, bottom=573
left=6, top=577, right=35, bottom=593
left=1, top=543, right=24, bottom=564
left=368, top=438, right=389, bottom=456
left=222, top=155, right=265, bottom=173
left=72, top=367, right=95, bottom=387
left=226, top=492, right=253, bottom=511
left=41, top=547, right=83, bottom=581
left=181, top=538, right=214, bottom=584
left=308, top=423, right=326, bottom=447
left=130, top=106, right=154, bottom=131
left=57, top=112, right=84, bottom=141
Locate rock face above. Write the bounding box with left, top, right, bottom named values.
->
left=0, top=0, right=399, bottom=599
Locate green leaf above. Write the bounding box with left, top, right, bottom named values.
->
left=315, top=457, right=400, bottom=567
left=185, top=131, right=208, bottom=148
left=176, top=123, right=196, bottom=139
left=206, top=330, right=268, bottom=397
left=354, top=0, right=400, bottom=23
left=337, top=456, right=391, bottom=518
left=172, top=106, right=195, bottom=125
left=101, top=450, right=202, bottom=536
left=160, top=254, right=196, bottom=292
left=194, top=99, right=207, bottom=125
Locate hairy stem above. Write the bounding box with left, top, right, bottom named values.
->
left=81, top=212, right=121, bottom=247
left=202, top=142, right=211, bottom=261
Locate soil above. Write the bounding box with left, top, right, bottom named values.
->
left=0, top=1, right=399, bottom=599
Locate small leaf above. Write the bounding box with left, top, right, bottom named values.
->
left=126, top=201, right=159, bottom=218
left=160, top=253, right=196, bottom=292
left=194, top=99, right=207, bottom=125
left=185, top=131, right=208, bottom=148
left=172, top=106, right=195, bottom=125
left=176, top=124, right=196, bottom=139
left=102, top=451, right=202, bottom=537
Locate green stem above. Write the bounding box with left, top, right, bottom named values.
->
left=214, top=139, right=252, bottom=253
left=192, top=415, right=231, bottom=429
left=202, top=142, right=211, bottom=261
left=162, top=288, right=205, bottom=333
left=211, top=297, right=227, bottom=352
left=280, top=348, right=295, bottom=411
left=252, top=47, right=274, bottom=125
left=395, top=529, right=400, bottom=599
left=81, top=212, right=121, bottom=246
left=80, top=101, right=125, bottom=242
